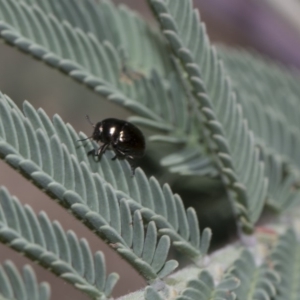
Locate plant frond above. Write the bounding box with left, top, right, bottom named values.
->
left=0, top=186, right=118, bottom=299
left=144, top=286, right=165, bottom=300
left=270, top=228, right=300, bottom=300
left=0, top=0, right=211, bottom=178
left=227, top=249, right=279, bottom=300
left=263, top=152, right=300, bottom=211
left=220, top=47, right=300, bottom=211
left=0, top=95, right=204, bottom=278
left=0, top=260, right=50, bottom=300
left=159, top=146, right=218, bottom=177
left=174, top=270, right=239, bottom=300
left=147, top=0, right=268, bottom=231
left=144, top=271, right=239, bottom=300
left=17, top=0, right=171, bottom=76
left=221, top=48, right=300, bottom=150
left=117, top=211, right=179, bottom=281
left=222, top=48, right=300, bottom=152
left=0, top=0, right=168, bottom=121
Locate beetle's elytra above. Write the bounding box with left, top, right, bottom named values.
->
left=79, top=116, right=145, bottom=175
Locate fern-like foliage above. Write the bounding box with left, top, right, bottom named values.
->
left=221, top=48, right=300, bottom=169
left=227, top=249, right=279, bottom=299
left=0, top=260, right=50, bottom=300
left=0, top=0, right=218, bottom=179
left=0, top=186, right=118, bottom=299
left=14, top=0, right=171, bottom=76
left=147, top=0, right=268, bottom=231
left=262, top=152, right=300, bottom=211
left=144, top=270, right=239, bottom=300
left=220, top=48, right=300, bottom=211
left=0, top=94, right=209, bottom=279
left=0, top=0, right=177, bottom=129
left=144, top=286, right=165, bottom=300
left=270, top=228, right=300, bottom=300
left=175, top=270, right=238, bottom=300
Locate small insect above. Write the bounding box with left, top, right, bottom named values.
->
left=79, top=116, right=145, bottom=175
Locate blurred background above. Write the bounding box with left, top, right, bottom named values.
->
left=1, top=0, right=300, bottom=298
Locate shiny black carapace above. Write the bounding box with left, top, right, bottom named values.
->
left=80, top=116, right=145, bottom=174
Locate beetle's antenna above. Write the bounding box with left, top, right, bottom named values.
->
left=86, top=115, right=95, bottom=127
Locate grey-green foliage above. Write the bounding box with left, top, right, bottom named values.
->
left=261, top=151, right=300, bottom=211
left=175, top=270, right=239, bottom=300
left=227, top=249, right=279, bottom=300
left=144, top=286, right=165, bottom=300
left=0, top=94, right=206, bottom=279
left=0, top=0, right=218, bottom=180
left=0, top=186, right=118, bottom=299
left=220, top=48, right=300, bottom=211
left=144, top=270, right=239, bottom=300
left=1, top=0, right=300, bottom=298
left=0, top=260, right=50, bottom=300
left=14, top=0, right=171, bottom=76
left=221, top=48, right=300, bottom=169
left=270, top=228, right=300, bottom=300
left=147, top=0, right=268, bottom=231
left=0, top=0, right=181, bottom=136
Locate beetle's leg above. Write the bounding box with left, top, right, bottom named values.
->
left=111, top=150, right=125, bottom=161
left=87, top=144, right=107, bottom=157
left=87, top=149, right=96, bottom=156
left=125, top=156, right=136, bottom=176
left=111, top=146, right=126, bottom=161
left=97, top=143, right=109, bottom=158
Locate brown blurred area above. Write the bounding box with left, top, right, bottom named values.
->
left=1, top=0, right=300, bottom=299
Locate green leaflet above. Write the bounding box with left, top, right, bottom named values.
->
left=227, top=249, right=279, bottom=300
left=0, top=0, right=218, bottom=178
left=0, top=186, right=118, bottom=299
left=144, top=286, right=165, bottom=300
left=144, top=270, right=239, bottom=300
left=221, top=48, right=300, bottom=169
left=228, top=229, right=300, bottom=300
left=0, top=261, right=50, bottom=300
left=0, top=0, right=184, bottom=132
left=270, top=228, right=300, bottom=300
left=0, top=95, right=195, bottom=281
left=147, top=0, right=268, bottom=231
left=221, top=48, right=300, bottom=212
left=175, top=270, right=238, bottom=300
left=16, top=0, right=171, bottom=76
left=0, top=95, right=210, bottom=261
left=262, top=151, right=300, bottom=211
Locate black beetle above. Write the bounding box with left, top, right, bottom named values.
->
left=79, top=116, right=145, bottom=174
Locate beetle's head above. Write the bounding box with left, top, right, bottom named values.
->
left=92, top=121, right=104, bottom=142
left=78, top=115, right=103, bottom=143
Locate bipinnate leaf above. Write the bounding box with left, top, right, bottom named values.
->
left=0, top=0, right=178, bottom=132
left=147, top=0, right=268, bottom=231
left=227, top=249, right=279, bottom=300
left=0, top=187, right=118, bottom=299
left=0, top=261, right=51, bottom=300
left=221, top=48, right=300, bottom=170
left=116, top=215, right=178, bottom=281
left=0, top=0, right=217, bottom=178
left=0, top=95, right=210, bottom=264
left=144, top=286, right=165, bottom=300
left=18, top=0, right=170, bottom=76
left=270, top=228, right=300, bottom=300
left=160, top=147, right=218, bottom=177
left=262, top=152, right=300, bottom=211
left=221, top=48, right=300, bottom=212
left=175, top=270, right=238, bottom=300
